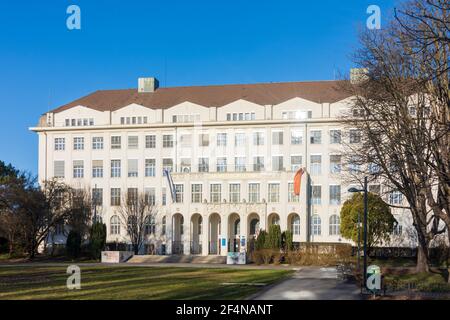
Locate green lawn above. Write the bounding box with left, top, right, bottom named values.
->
left=0, top=265, right=292, bottom=300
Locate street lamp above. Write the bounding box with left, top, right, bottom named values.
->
left=348, top=176, right=368, bottom=290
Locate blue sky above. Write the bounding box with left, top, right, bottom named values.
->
left=0, top=0, right=395, bottom=174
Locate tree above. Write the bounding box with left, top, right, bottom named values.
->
left=90, top=222, right=107, bottom=260
left=265, top=225, right=282, bottom=250
left=66, top=230, right=82, bottom=259
left=118, top=191, right=157, bottom=254
left=283, top=230, right=293, bottom=252
left=341, top=193, right=396, bottom=254
left=255, top=230, right=267, bottom=250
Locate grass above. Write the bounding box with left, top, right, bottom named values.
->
left=384, top=271, right=450, bottom=292
left=0, top=265, right=293, bottom=300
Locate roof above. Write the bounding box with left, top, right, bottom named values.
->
left=51, top=80, right=351, bottom=113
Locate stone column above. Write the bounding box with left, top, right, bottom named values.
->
left=220, top=213, right=229, bottom=256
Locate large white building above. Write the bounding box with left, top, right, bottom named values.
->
left=30, top=76, right=414, bottom=256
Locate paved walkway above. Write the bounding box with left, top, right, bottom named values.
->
left=251, top=267, right=362, bottom=300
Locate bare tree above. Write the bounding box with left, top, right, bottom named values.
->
left=117, top=190, right=158, bottom=255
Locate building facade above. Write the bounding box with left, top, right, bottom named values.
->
left=30, top=77, right=415, bottom=256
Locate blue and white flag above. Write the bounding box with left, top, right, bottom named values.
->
left=163, top=168, right=176, bottom=202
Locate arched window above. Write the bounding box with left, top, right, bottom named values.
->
left=312, top=215, right=321, bottom=236
left=145, top=215, right=156, bottom=235
left=198, top=216, right=203, bottom=235
left=270, top=214, right=280, bottom=226
left=291, top=214, right=300, bottom=235
left=110, top=215, right=120, bottom=235
left=329, top=215, right=340, bottom=235
left=234, top=219, right=240, bottom=235
left=250, top=218, right=260, bottom=235
left=162, top=216, right=166, bottom=235
left=180, top=216, right=184, bottom=235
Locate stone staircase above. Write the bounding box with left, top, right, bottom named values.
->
left=127, top=254, right=227, bottom=264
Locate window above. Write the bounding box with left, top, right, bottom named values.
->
left=180, top=134, right=191, bottom=147
left=272, top=156, right=284, bottom=171
left=310, top=130, right=321, bottom=144
left=368, top=162, right=380, bottom=174
left=349, top=129, right=361, bottom=144
left=162, top=216, right=166, bottom=235
left=235, top=157, right=246, bottom=172
left=393, top=224, right=403, bottom=236
left=217, top=133, right=227, bottom=146
left=92, top=160, right=103, bottom=178
left=199, top=134, right=209, bottom=147
left=73, top=160, right=84, bottom=178
left=329, top=185, right=341, bottom=205
left=310, top=155, right=322, bottom=175
left=217, top=157, right=227, bottom=172
left=110, top=188, right=121, bottom=206
left=145, top=159, right=156, bottom=177
left=144, top=216, right=156, bottom=235
left=127, top=188, right=138, bottom=205
left=180, top=158, right=191, bottom=173
left=54, top=138, right=65, bottom=151
left=253, top=132, right=265, bottom=145
left=369, top=184, right=381, bottom=194
left=311, top=185, right=322, bottom=205
left=227, top=112, right=255, bottom=121
left=329, top=215, right=340, bottom=235
left=110, top=215, right=120, bottom=235
left=92, top=188, right=103, bottom=206
left=111, top=160, right=121, bottom=178
left=349, top=156, right=360, bottom=174
left=210, top=184, right=222, bottom=203
left=272, top=131, right=284, bottom=145
left=54, top=161, right=65, bottom=178
left=268, top=183, right=280, bottom=202
left=291, top=130, right=302, bottom=145
left=163, top=158, right=173, bottom=173
left=330, top=130, right=341, bottom=144
left=128, top=136, right=139, bottom=149
left=163, top=135, right=174, bottom=148
left=198, top=158, right=209, bottom=172
left=311, top=215, right=321, bottom=236
left=288, top=183, right=299, bottom=202
left=92, top=137, right=104, bottom=150
left=235, top=133, right=246, bottom=146
left=281, top=110, right=312, bottom=120
left=191, top=184, right=202, bottom=203
left=128, top=159, right=138, bottom=177
left=145, top=135, right=156, bottom=148
left=162, top=188, right=167, bottom=206
left=175, top=184, right=184, bottom=203
left=330, top=155, right=342, bottom=174
left=144, top=188, right=156, bottom=206
left=253, top=156, right=264, bottom=172
left=291, top=155, right=302, bottom=171
left=248, top=183, right=260, bottom=203
left=111, top=136, right=121, bottom=149
left=291, top=214, right=300, bottom=235
left=229, top=184, right=240, bottom=203
left=389, top=190, right=403, bottom=205
left=73, top=137, right=84, bottom=150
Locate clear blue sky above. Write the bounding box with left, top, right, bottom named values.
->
left=0, top=0, right=395, bottom=174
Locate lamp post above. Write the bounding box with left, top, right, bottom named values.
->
left=348, top=176, right=368, bottom=290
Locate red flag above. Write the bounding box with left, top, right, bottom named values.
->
left=293, top=168, right=304, bottom=196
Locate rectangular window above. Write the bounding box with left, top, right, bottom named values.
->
left=288, top=183, right=299, bottom=202
left=198, top=158, right=209, bottom=172
left=229, top=184, right=240, bottom=203
left=349, top=156, right=360, bottom=174
left=235, top=133, right=246, bottom=146
left=180, top=134, right=191, bottom=147
left=310, top=130, right=322, bottom=144
left=175, top=184, right=184, bottom=203
left=329, top=185, right=341, bottom=205
left=235, top=157, right=246, bottom=172
left=111, top=136, right=121, bottom=149
left=291, top=130, right=303, bottom=145
left=180, top=158, right=191, bottom=173
left=145, top=135, right=156, bottom=148
left=128, top=159, right=138, bottom=177
left=92, top=188, right=103, bottom=206
left=253, top=156, right=264, bottom=172
left=217, top=133, right=227, bottom=147
left=111, top=160, right=121, bottom=178
left=330, top=130, right=341, bottom=144
left=110, top=188, right=121, bottom=206
left=128, top=136, right=139, bottom=149
left=330, top=155, right=342, bottom=174
left=163, top=135, right=174, bottom=148
left=291, top=155, right=302, bottom=171
left=310, top=155, right=322, bottom=175
left=210, top=184, right=222, bottom=203
left=145, top=159, right=156, bottom=177
left=162, top=188, right=167, bottom=206
left=389, top=191, right=403, bottom=205
left=272, top=156, right=284, bottom=171
left=268, top=183, right=280, bottom=203
left=73, top=160, right=84, bottom=178
left=92, top=160, right=104, bottom=178
left=349, top=129, right=361, bottom=144
left=54, top=161, right=65, bottom=178
left=127, top=188, right=138, bottom=205
left=248, top=183, right=260, bottom=203
left=199, top=134, right=209, bottom=147
left=311, top=185, right=322, bottom=205
left=92, top=137, right=104, bottom=150
left=144, top=188, right=156, bottom=206
left=369, top=184, right=381, bottom=194
left=73, top=137, right=84, bottom=150
left=163, top=158, right=173, bottom=173
left=191, top=184, right=203, bottom=203
left=216, top=157, right=227, bottom=172
left=54, top=138, right=65, bottom=151
left=272, top=131, right=283, bottom=145
left=253, top=132, right=265, bottom=146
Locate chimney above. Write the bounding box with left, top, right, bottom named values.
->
left=138, top=77, right=159, bottom=93
left=350, top=68, right=368, bottom=84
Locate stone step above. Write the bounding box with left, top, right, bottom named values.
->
left=127, top=254, right=227, bottom=264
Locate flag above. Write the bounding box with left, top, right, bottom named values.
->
left=163, top=169, right=177, bottom=202
left=293, top=168, right=304, bottom=196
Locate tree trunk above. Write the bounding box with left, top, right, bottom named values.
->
left=416, top=245, right=430, bottom=273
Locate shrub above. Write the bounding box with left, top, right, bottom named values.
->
left=283, top=230, right=293, bottom=252
left=266, top=225, right=282, bottom=249
left=66, top=230, right=82, bottom=259
left=255, top=230, right=267, bottom=250
left=90, top=222, right=107, bottom=260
